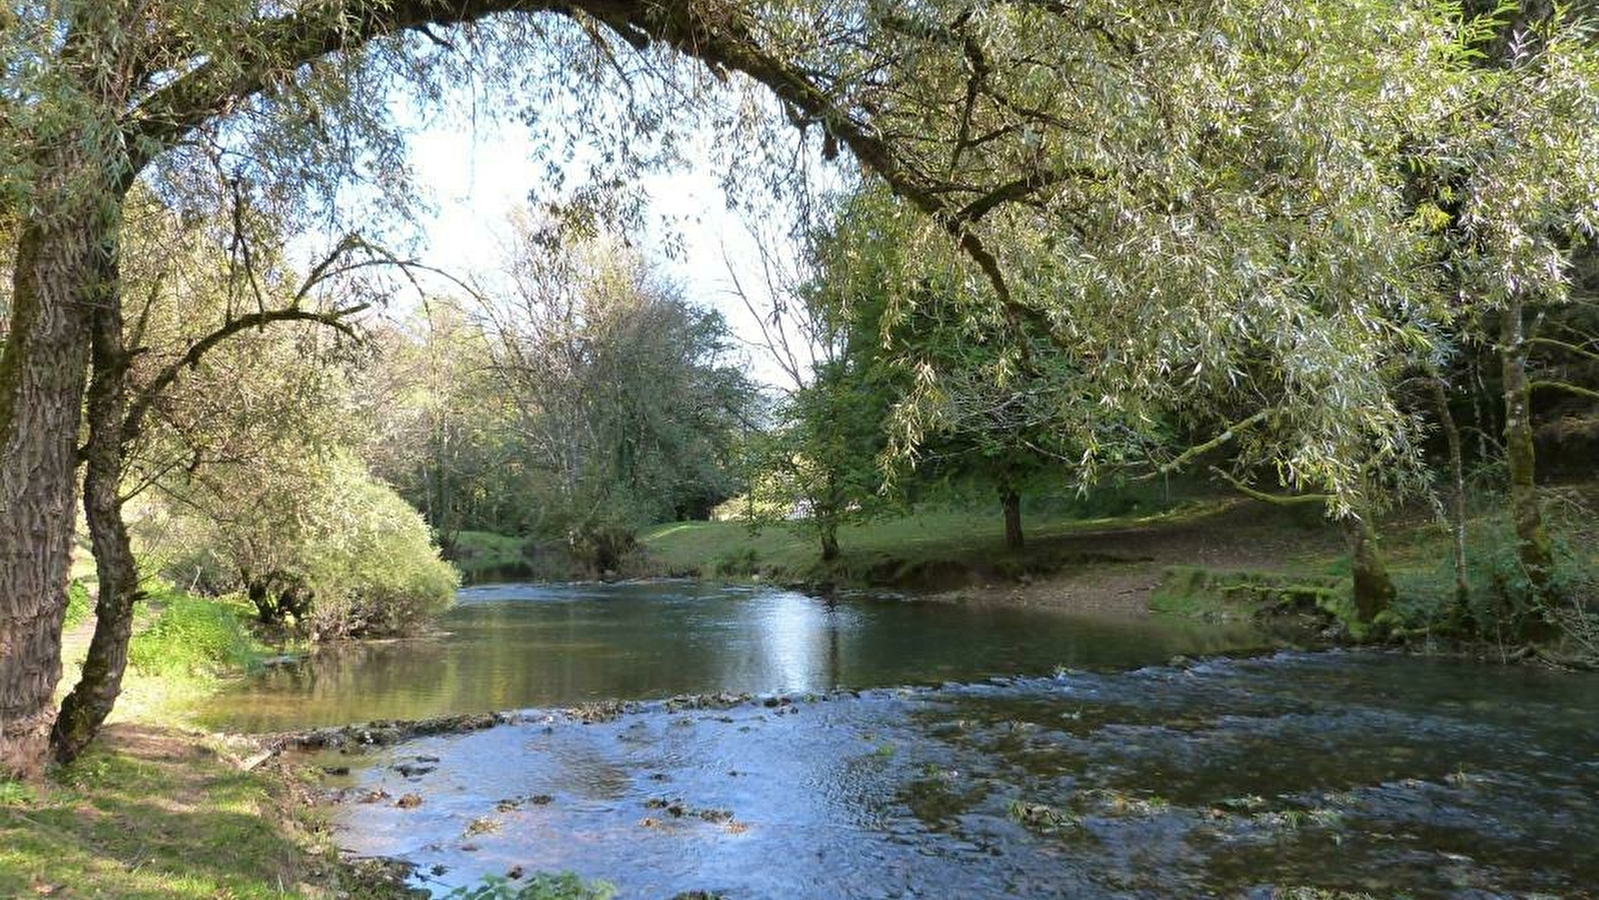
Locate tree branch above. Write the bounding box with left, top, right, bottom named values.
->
left=1132, top=410, right=1269, bottom=481
left=1208, top=466, right=1331, bottom=507
left=121, top=305, right=368, bottom=447
left=1531, top=380, right=1599, bottom=401
left=1529, top=336, right=1599, bottom=363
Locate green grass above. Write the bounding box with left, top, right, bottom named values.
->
left=129, top=588, right=265, bottom=679
left=0, top=734, right=331, bottom=899
left=639, top=502, right=1220, bottom=587
left=63, top=579, right=93, bottom=629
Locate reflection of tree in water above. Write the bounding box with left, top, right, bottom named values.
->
left=203, top=585, right=1282, bottom=730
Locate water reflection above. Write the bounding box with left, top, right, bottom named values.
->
left=199, top=581, right=1276, bottom=731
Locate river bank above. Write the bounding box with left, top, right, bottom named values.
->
left=637, top=491, right=1599, bottom=664
left=0, top=718, right=422, bottom=899
left=636, top=499, right=1343, bottom=612
left=1, top=584, right=425, bottom=899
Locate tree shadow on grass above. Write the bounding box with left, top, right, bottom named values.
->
left=0, top=725, right=316, bottom=899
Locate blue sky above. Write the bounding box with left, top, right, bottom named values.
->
left=403, top=107, right=798, bottom=385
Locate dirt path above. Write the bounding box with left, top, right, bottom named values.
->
left=928, top=501, right=1346, bottom=616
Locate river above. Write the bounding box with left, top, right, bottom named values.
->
left=202, top=582, right=1599, bottom=899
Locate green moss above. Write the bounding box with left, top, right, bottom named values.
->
left=1150, top=566, right=1344, bottom=624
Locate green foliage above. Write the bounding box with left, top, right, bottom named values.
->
left=444, top=873, right=616, bottom=900
left=158, top=452, right=457, bottom=640
left=500, top=230, right=757, bottom=539
left=63, top=579, right=93, bottom=629
left=0, top=780, right=32, bottom=806
left=745, top=356, right=901, bottom=559
left=127, top=589, right=261, bottom=678
left=298, top=458, right=460, bottom=639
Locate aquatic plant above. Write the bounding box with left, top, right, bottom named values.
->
left=1006, top=800, right=1081, bottom=834
left=444, top=872, right=616, bottom=900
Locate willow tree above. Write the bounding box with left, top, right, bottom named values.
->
left=0, top=0, right=1552, bottom=776
left=1415, top=3, right=1599, bottom=635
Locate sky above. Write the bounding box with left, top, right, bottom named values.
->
left=401, top=109, right=805, bottom=388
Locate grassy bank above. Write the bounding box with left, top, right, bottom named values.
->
left=0, top=726, right=394, bottom=900
left=638, top=502, right=1245, bottom=587
left=637, top=498, right=1338, bottom=591
left=1, top=584, right=420, bottom=900
left=638, top=486, right=1597, bottom=658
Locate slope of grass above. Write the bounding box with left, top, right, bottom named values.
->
left=639, top=502, right=1225, bottom=587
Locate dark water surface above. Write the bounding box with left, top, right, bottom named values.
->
left=198, top=581, right=1272, bottom=731
left=206, top=583, right=1598, bottom=898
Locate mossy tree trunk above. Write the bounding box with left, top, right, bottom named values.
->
left=1001, top=487, right=1024, bottom=551
left=52, top=288, right=144, bottom=764
left=1499, top=303, right=1558, bottom=638
left=1343, top=516, right=1397, bottom=630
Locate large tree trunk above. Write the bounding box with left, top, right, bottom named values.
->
left=1001, top=488, right=1024, bottom=551
left=0, top=215, right=105, bottom=778
left=52, top=291, right=141, bottom=764
left=1344, top=515, right=1396, bottom=630
left=1499, top=303, right=1557, bottom=638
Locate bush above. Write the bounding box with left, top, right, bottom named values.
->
left=297, top=460, right=460, bottom=639
left=127, top=589, right=261, bottom=677
left=153, top=452, right=458, bottom=640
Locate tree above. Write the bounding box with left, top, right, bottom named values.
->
left=799, top=187, right=1089, bottom=553
left=478, top=222, right=757, bottom=569
left=49, top=187, right=391, bottom=762
left=753, top=357, right=898, bottom=562
left=2, top=0, right=1590, bottom=776
left=358, top=302, right=526, bottom=539
left=1414, top=2, right=1599, bottom=637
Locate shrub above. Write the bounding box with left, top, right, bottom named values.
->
left=127, top=589, right=261, bottom=677
left=298, top=462, right=459, bottom=639
left=153, top=452, right=457, bottom=640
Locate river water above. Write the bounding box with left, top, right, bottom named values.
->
left=197, top=581, right=1273, bottom=731
left=203, top=582, right=1599, bottom=899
